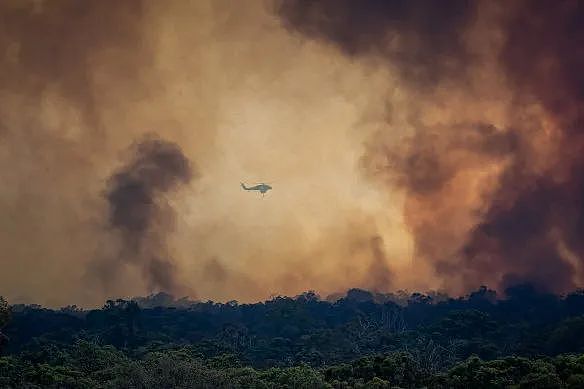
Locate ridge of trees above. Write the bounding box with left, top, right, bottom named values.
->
left=3, top=284, right=584, bottom=388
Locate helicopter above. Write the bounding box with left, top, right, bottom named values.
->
left=241, top=182, right=272, bottom=196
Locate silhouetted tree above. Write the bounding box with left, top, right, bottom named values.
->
left=0, top=296, right=11, bottom=353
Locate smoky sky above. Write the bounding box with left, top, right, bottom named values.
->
left=0, top=0, right=148, bottom=136
left=1, top=0, right=584, bottom=307
left=278, top=0, right=584, bottom=294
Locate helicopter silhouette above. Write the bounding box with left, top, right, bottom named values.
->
left=241, top=182, right=272, bottom=196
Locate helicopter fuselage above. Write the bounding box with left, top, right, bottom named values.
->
left=241, top=183, right=272, bottom=194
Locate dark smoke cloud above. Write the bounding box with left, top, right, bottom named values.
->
left=105, top=137, right=195, bottom=293
left=277, top=0, right=584, bottom=294
left=275, top=0, right=477, bottom=85
left=501, top=0, right=584, bottom=129
left=458, top=0, right=584, bottom=293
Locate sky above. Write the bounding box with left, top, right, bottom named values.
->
left=0, top=0, right=583, bottom=307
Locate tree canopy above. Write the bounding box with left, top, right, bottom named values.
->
left=3, top=285, right=584, bottom=388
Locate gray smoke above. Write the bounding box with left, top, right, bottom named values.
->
left=104, top=137, right=194, bottom=293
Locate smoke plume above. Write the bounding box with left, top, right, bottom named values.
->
left=104, top=137, right=194, bottom=294
left=278, top=0, right=584, bottom=294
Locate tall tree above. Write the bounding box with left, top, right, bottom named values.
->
left=0, top=296, right=10, bottom=353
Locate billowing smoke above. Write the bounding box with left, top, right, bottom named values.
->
left=278, top=0, right=584, bottom=294
left=2, top=0, right=583, bottom=307
left=276, top=0, right=477, bottom=86
left=104, top=137, right=194, bottom=294
left=458, top=0, right=584, bottom=293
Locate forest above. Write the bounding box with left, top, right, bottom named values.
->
left=3, top=285, right=584, bottom=388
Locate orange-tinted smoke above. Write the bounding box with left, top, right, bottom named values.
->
left=278, top=0, right=584, bottom=294
left=2, top=0, right=582, bottom=307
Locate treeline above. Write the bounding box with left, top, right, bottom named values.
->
left=2, top=342, right=584, bottom=388
left=2, top=285, right=584, bottom=387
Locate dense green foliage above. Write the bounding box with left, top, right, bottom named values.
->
left=3, top=284, right=584, bottom=388
left=3, top=342, right=584, bottom=388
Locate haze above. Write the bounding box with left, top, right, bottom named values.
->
left=1, top=0, right=583, bottom=308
